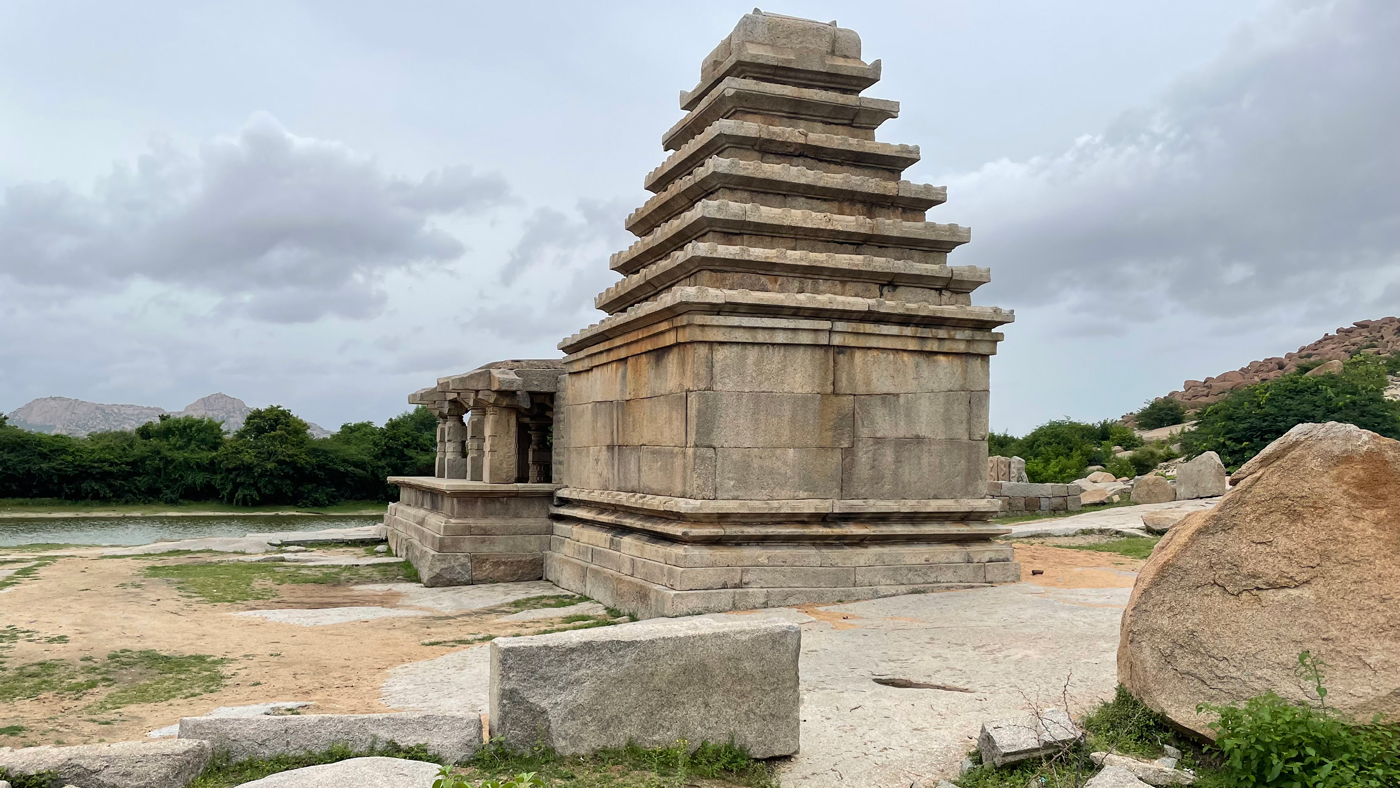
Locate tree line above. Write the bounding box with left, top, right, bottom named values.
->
left=992, top=353, right=1400, bottom=482
left=0, top=405, right=437, bottom=506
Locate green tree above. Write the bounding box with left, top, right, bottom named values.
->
left=1136, top=398, right=1187, bottom=430
left=214, top=406, right=317, bottom=506
left=132, top=415, right=225, bottom=503
left=1183, top=359, right=1400, bottom=470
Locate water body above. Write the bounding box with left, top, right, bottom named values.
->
left=0, top=515, right=385, bottom=548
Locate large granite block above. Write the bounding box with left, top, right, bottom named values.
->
left=489, top=617, right=800, bottom=757
left=840, top=438, right=986, bottom=499
left=833, top=348, right=989, bottom=394
left=714, top=447, right=843, bottom=499
left=688, top=391, right=854, bottom=447
left=710, top=341, right=833, bottom=393
left=853, top=391, right=972, bottom=439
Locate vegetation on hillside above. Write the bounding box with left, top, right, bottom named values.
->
left=1136, top=398, right=1187, bottom=430
left=1183, top=354, right=1400, bottom=470
left=990, top=420, right=1176, bottom=483
left=0, top=405, right=436, bottom=507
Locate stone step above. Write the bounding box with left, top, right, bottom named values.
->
left=610, top=199, right=970, bottom=275
left=626, top=156, right=944, bottom=236
left=561, top=286, right=1011, bottom=355
left=595, top=242, right=988, bottom=314
left=645, top=118, right=920, bottom=194
left=662, top=77, right=899, bottom=151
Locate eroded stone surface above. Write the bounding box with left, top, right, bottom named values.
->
left=1085, top=766, right=1154, bottom=788
left=1092, top=752, right=1195, bottom=785
left=234, top=607, right=429, bottom=627
left=1174, top=452, right=1227, bottom=500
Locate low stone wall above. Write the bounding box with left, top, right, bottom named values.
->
left=987, top=481, right=1082, bottom=513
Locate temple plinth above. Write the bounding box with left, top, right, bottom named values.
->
left=543, top=11, right=1019, bottom=617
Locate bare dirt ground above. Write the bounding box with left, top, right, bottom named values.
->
left=0, top=549, right=588, bottom=747
left=1, top=537, right=1141, bottom=784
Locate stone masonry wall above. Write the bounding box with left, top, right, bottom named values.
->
left=987, top=481, right=1082, bottom=514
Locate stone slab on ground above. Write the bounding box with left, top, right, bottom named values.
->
left=1003, top=499, right=1218, bottom=539
left=499, top=601, right=607, bottom=621
left=977, top=708, right=1081, bottom=767
left=178, top=713, right=481, bottom=764
left=0, top=739, right=211, bottom=788
left=148, top=702, right=314, bottom=738
left=1086, top=766, right=1154, bottom=788
left=1092, top=752, right=1195, bottom=785
left=247, top=525, right=387, bottom=546
left=355, top=580, right=564, bottom=613
left=102, top=537, right=276, bottom=556
left=490, top=617, right=801, bottom=758
left=235, top=606, right=430, bottom=626
left=233, top=757, right=439, bottom=787
left=1140, top=510, right=1192, bottom=535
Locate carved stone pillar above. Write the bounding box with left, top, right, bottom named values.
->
left=527, top=423, right=552, bottom=484
left=434, top=413, right=448, bottom=478
left=443, top=410, right=469, bottom=480
left=483, top=406, right=519, bottom=484
left=466, top=407, right=486, bottom=482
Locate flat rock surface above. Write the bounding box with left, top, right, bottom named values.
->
left=179, top=712, right=480, bottom=763
left=1086, top=766, right=1154, bottom=787
left=233, top=757, right=439, bottom=787
left=1004, top=499, right=1217, bottom=538
left=355, top=580, right=563, bottom=613
left=247, top=526, right=386, bottom=546
left=148, top=702, right=313, bottom=738
left=499, top=601, right=607, bottom=621
left=235, top=607, right=430, bottom=626
left=381, top=645, right=491, bottom=714
left=102, top=537, right=276, bottom=556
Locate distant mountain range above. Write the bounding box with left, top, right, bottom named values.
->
left=4, top=393, right=332, bottom=438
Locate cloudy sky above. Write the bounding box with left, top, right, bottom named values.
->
left=2, top=0, right=1396, bottom=434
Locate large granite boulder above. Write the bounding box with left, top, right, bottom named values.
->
left=1174, top=451, right=1227, bottom=499
left=490, top=616, right=800, bottom=757
left=1119, top=422, right=1400, bottom=736
left=1130, top=475, right=1175, bottom=504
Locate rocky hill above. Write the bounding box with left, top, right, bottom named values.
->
left=1167, top=317, right=1400, bottom=407
left=5, top=393, right=331, bottom=438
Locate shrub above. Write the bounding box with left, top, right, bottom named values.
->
left=1083, top=686, right=1176, bottom=758
left=994, top=420, right=1143, bottom=483
left=1182, top=360, right=1400, bottom=470
left=1137, top=398, right=1187, bottom=430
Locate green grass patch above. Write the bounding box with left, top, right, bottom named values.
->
left=1062, top=536, right=1162, bottom=560
left=0, top=648, right=228, bottom=709
left=1083, top=685, right=1178, bottom=758
left=0, top=766, right=62, bottom=788
left=0, top=724, right=25, bottom=736
left=505, top=594, right=590, bottom=612
left=0, top=498, right=387, bottom=516
left=187, top=743, right=435, bottom=788
left=449, top=738, right=777, bottom=788
left=0, top=557, right=57, bottom=591
left=422, top=635, right=497, bottom=647
left=143, top=560, right=417, bottom=604
left=0, top=543, right=95, bottom=553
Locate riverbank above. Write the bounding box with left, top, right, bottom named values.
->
left=0, top=499, right=387, bottom=519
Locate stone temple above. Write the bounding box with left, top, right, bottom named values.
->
left=385, top=10, right=1018, bottom=618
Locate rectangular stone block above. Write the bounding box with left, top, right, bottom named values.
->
left=978, top=708, right=1082, bottom=767
left=620, top=393, right=688, bottom=446
left=715, top=447, right=843, bottom=499
left=840, top=438, right=986, bottom=500
left=853, top=563, right=987, bottom=586
left=853, top=392, right=972, bottom=439
left=711, top=343, right=833, bottom=393
left=689, top=391, right=853, bottom=448
left=624, top=343, right=711, bottom=399
left=985, top=561, right=1022, bottom=583
left=177, top=713, right=482, bottom=764
left=741, top=566, right=856, bottom=588
left=969, top=390, right=990, bottom=441
left=490, top=617, right=800, bottom=758
left=833, top=348, right=988, bottom=394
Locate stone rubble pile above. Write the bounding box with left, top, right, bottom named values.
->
left=1169, top=316, right=1400, bottom=407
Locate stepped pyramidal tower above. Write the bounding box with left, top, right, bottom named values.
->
left=544, top=10, right=1019, bottom=617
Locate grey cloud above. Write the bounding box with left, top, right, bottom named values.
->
left=471, top=198, right=632, bottom=342
left=0, top=112, right=513, bottom=321
left=948, top=0, right=1400, bottom=322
